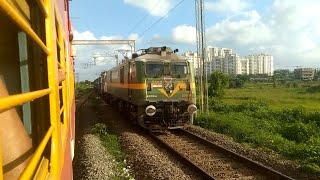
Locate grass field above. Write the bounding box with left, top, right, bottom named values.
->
left=75, top=83, right=93, bottom=97
left=223, top=82, right=320, bottom=111
left=195, top=81, right=320, bottom=174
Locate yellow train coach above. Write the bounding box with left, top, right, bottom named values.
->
left=0, top=0, right=75, bottom=179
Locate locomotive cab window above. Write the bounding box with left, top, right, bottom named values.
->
left=170, top=62, right=188, bottom=77
left=120, top=67, right=124, bottom=83
left=145, top=62, right=164, bottom=77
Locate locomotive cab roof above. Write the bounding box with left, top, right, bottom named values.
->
left=132, top=46, right=187, bottom=61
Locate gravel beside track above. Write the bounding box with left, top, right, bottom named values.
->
left=73, top=96, right=116, bottom=180
left=73, top=133, right=115, bottom=179
left=97, top=103, right=202, bottom=180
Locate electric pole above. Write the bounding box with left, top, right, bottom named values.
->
left=195, top=0, right=208, bottom=113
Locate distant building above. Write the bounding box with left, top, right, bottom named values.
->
left=182, top=50, right=199, bottom=75
left=207, top=46, right=240, bottom=76
left=183, top=47, right=274, bottom=77
left=246, top=54, right=274, bottom=76
left=294, top=68, right=315, bottom=81
left=240, top=58, right=249, bottom=75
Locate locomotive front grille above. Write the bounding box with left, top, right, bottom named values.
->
left=144, top=102, right=190, bottom=129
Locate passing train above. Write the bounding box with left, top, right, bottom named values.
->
left=95, top=46, right=197, bottom=130
left=0, top=0, right=75, bottom=179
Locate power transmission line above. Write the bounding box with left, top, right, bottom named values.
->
left=127, top=0, right=162, bottom=36
left=137, top=0, right=186, bottom=39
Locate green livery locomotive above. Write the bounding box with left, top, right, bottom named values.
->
left=99, top=46, right=197, bottom=130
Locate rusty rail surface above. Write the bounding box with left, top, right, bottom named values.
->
left=177, top=129, right=294, bottom=180
left=151, top=128, right=295, bottom=180
left=150, top=132, right=215, bottom=179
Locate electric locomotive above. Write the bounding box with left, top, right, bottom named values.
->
left=100, top=46, right=197, bottom=130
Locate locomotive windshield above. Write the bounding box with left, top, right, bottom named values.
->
left=146, top=62, right=164, bottom=77
left=170, top=62, right=188, bottom=77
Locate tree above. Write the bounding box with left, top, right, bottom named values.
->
left=272, top=75, right=276, bottom=87
left=208, top=71, right=229, bottom=98
left=236, top=74, right=250, bottom=82
left=313, top=70, right=320, bottom=81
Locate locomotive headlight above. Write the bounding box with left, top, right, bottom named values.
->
left=187, top=104, right=197, bottom=114
left=145, top=105, right=156, bottom=116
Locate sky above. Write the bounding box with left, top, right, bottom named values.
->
left=70, top=0, right=320, bottom=81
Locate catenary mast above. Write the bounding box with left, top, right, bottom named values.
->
left=195, top=0, right=208, bottom=113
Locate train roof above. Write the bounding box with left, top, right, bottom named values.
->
left=135, top=52, right=188, bottom=61
left=132, top=46, right=188, bottom=61
left=106, top=46, right=190, bottom=72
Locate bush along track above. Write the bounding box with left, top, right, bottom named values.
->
left=92, top=123, right=134, bottom=179
left=89, top=95, right=133, bottom=179
left=195, top=98, right=320, bottom=175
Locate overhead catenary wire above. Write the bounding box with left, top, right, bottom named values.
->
left=137, top=0, right=186, bottom=39
left=127, top=0, right=162, bottom=36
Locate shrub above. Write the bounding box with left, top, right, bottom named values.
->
left=280, top=122, right=316, bottom=143
left=195, top=109, right=320, bottom=174
left=306, top=85, right=320, bottom=93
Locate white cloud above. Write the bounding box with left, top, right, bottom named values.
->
left=73, top=30, right=143, bottom=81
left=172, top=0, right=320, bottom=66
left=128, top=33, right=143, bottom=44
left=206, top=10, right=272, bottom=45
left=74, top=31, right=97, bottom=40
left=205, top=0, right=250, bottom=13
left=123, top=0, right=173, bottom=16
left=171, top=11, right=271, bottom=46
left=100, top=35, right=123, bottom=40
left=267, top=0, right=320, bottom=65
left=172, top=25, right=196, bottom=44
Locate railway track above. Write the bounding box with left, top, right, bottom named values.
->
left=76, top=90, right=94, bottom=111
left=151, top=129, right=295, bottom=180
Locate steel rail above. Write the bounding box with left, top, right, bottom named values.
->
left=76, top=90, right=95, bottom=112
left=150, top=132, right=215, bottom=180
left=176, top=129, right=295, bottom=180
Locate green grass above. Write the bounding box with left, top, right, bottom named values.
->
left=92, top=123, right=133, bottom=179
left=223, top=82, right=320, bottom=111
left=196, top=82, right=320, bottom=174
left=76, top=83, right=93, bottom=97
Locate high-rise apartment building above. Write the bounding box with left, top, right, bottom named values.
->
left=207, top=46, right=240, bottom=75
left=182, top=47, right=274, bottom=76
left=240, top=58, right=249, bottom=75
left=182, top=50, right=199, bottom=75
left=246, top=54, right=274, bottom=76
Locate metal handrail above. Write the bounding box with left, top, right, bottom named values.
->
left=0, top=0, right=49, bottom=54
left=0, top=136, right=3, bottom=180
left=0, top=89, right=51, bottom=113
left=45, top=0, right=61, bottom=178
left=19, top=126, right=54, bottom=180
left=36, top=0, right=48, bottom=17
left=0, top=0, right=74, bottom=178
